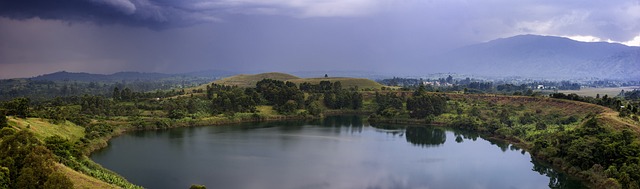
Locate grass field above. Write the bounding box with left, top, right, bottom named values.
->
left=556, top=86, right=639, bottom=97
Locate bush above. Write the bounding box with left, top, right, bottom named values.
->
left=306, top=101, right=323, bottom=116
left=190, top=184, right=207, bottom=189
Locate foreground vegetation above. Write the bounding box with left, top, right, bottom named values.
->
left=0, top=73, right=639, bottom=188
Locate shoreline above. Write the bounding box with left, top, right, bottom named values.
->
left=84, top=109, right=373, bottom=154
left=88, top=111, right=594, bottom=189
left=81, top=94, right=630, bottom=189
left=76, top=110, right=375, bottom=188
left=368, top=117, right=604, bottom=189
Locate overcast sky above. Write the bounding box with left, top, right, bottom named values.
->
left=1, top=0, right=639, bottom=78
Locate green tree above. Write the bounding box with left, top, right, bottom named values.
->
left=333, top=81, right=342, bottom=91
left=5, top=98, right=30, bottom=118
left=256, top=79, right=303, bottom=113
left=121, top=87, right=133, bottom=101
left=306, top=101, right=323, bottom=116
left=278, top=100, right=298, bottom=115
left=44, top=136, right=73, bottom=160
left=406, top=94, right=447, bottom=119
left=374, top=92, right=403, bottom=116
left=0, top=130, right=39, bottom=185
left=112, top=87, right=121, bottom=101
left=0, top=111, right=8, bottom=129
left=168, top=108, right=187, bottom=119
left=351, top=92, right=363, bottom=109
left=18, top=146, right=54, bottom=188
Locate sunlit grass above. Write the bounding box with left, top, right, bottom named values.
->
left=7, top=117, right=84, bottom=141
left=55, top=163, right=119, bottom=189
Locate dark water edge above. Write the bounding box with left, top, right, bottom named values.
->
left=91, top=115, right=584, bottom=189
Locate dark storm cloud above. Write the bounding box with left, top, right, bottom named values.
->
left=0, top=0, right=385, bottom=29
left=1, top=0, right=638, bottom=39
left=0, top=0, right=639, bottom=78
left=0, top=0, right=219, bottom=29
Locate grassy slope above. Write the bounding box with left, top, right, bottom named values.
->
left=7, top=117, right=84, bottom=141
left=442, top=94, right=630, bottom=132
left=6, top=117, right=124, bottom=188
left=185, top=73, right=385, bottom=96
left=599, top=110, right=640, bottom=134
left=55, top=163, right=119, bottom=189
left=287, top=77, right=384, bottom=89
left=194, top=72, right=300, bottom=89
left=556, top=87, right=637, bottom=97
left=446, top=94, right=608, bottom=115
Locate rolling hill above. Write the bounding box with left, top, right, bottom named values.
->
left=429, top=34, right=640, bottom=80
left=288, top=77, right=384, bottom=89
left=211, top=72, right=301, bottom=88
left=30, top=70, right=236, bottom=82
left=31, top=71, right=173, bottom=82
left=188, top=72, right=384, bottom=92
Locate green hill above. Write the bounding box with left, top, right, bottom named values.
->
left=189, top=72, right=300, bottom=90
left=186, top=73, right=385, bottom=95
left=216, top=72, right=301, bottom=87
left=288, top=77, right=384, bottom=89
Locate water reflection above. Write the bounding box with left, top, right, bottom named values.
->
left=321, top=115, right=364, bottom=127
left=531, top=159, right=585, bottom=188
left=93, top=116, right=584, bottom=189
left=455, top=135, right=464, bottom=143
left=318, top=115, right=364, bottom=134
left=452, top=130, right=480, bottom=141
left=490, top=140, right=511, bottom=152
left=405, top=126, right=446, bottom=147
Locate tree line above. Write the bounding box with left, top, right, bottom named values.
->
left=370, top=86, right=447, bottom=120
left=0, top=77, right=210, bottom=102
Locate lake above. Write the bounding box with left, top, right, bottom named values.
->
left=91, top=115, right=583, bottom=189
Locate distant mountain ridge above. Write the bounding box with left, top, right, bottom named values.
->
left=431, top=34, right=640, bottom=80
left=21, top=35, right=640, bottom=81
left=31, top=71, right=171, bottom=82
left=31, top=70, right=237, bottom=82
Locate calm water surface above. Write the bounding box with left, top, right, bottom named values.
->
left=91, top=116, right=583, bottom=189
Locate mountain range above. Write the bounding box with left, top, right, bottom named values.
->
left=429, top=34, right=639, bottom=80
left=30, top=70, right=237, bottom=82
left=21, top=35, right=640, bottom=81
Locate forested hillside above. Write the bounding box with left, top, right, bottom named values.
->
left=1, top=73, right=639, bottom=188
